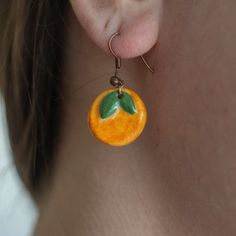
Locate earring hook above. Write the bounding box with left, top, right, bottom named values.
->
left=108, top=32, right=154, bottom=73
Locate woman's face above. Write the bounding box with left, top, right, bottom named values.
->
left=33, top=1, right=236, bottom=235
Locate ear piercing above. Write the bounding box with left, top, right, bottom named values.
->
left=88, top=32, right=153, bottom=146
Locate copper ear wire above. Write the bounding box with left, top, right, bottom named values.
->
left=140, top=56, right=154, bottom=73
left=108, top=32, right=154, bottom=73
left=108, top=32, right=154, bottom=98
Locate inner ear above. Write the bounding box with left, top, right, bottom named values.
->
left=69, top=0, right=162, bottom=58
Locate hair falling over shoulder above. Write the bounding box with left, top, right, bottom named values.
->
left=0, top=0, right=69, bottom=197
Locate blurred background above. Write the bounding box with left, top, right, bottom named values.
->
left=0, top=97, right=38, bottom=236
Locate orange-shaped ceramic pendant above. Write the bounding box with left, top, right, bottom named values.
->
left=88, top=88, right=147, bottom=146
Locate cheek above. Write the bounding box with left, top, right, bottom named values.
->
left=140, top=16, right=236, bottom=226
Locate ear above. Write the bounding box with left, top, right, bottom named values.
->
left=69, top=0, right=162, bottom=59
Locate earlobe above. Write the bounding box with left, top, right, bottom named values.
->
left=69, top=0, right=162, bottom=58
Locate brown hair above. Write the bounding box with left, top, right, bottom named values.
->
left=0, top=0, right=68, bottom=195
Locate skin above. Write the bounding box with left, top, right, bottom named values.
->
left=34, top=0, right=236, bottom=235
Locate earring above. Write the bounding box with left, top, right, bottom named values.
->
left=88, top=32, right=154, bottom=146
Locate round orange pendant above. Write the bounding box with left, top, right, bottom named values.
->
left=88, top=88, right=147, bottom=146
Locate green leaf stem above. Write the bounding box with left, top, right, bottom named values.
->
left=120, top=92, right=137, bottom=114
left=100, top=91, right=137, bottom=119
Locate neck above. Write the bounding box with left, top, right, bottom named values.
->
left=34, top=1, right=236, bottom=235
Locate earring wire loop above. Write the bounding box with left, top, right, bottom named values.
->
left=108, top=32, right=121, bottom=70
left=108, top=32, right=154, bottom=73
left=140, top=56, right=154, bottom=73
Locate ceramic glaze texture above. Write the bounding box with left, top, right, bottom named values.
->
left=88, top=88, right=147, bottom=146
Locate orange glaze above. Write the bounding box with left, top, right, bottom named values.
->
left=88, top=88, right=147, bottom=146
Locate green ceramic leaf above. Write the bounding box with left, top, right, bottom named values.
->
left=120, top=92, right=137, bottom=114
left=100, top=92, right=120, bottom=119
